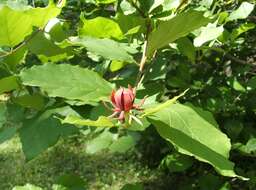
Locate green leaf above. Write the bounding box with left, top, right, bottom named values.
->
left=0, top=46, right=27, bottom=71
left=0, top=127, right=17, bottom=144
left=160, top=153, right=193, bottom=172
left=62, top=115, right=114, bottom=127
left=194, top=23, right=224, bottom=47
left=230, top=23, right=256, bottom=41
left=0, top=76, right=19, bottom=94
left=109, top=135, right=137, bottom=153
left=19, top=108, right=78, bottom=160
left=96, top=0, right=116, bottom=4
left=26, top=31, right=72, bottom=62
left=19, top=64, right=113, bottom=103
left=121, top=183, right=144, bottom=190
left=64, top=36, right=136, bottom=63
left=86, top=130, right=114, bottom=154
left=0, top=102, right=7, bottom=129
left=177, top=37, right=195, bottom=63
left=12, top=184, right=43, bottom=190
left=147, top=103, right=245, bottom=178
left=0, top=1, right=65, bottom=47
left=227, top=2, right=255, bottom=21
left=110, top=60, right=126, bottom=72
left=79, top=16, right=123, bottom=40
left=146, top=10, right=210, bottom=56
left=56, top=174, right=86, bottom=190
left=142, top=89, right=188, bottom=117
left=12, top=94, right=45, bottom=110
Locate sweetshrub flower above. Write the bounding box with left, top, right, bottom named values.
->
left=109, top=85, right=146, bottom=123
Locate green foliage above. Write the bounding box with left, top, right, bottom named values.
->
left=147, top=10, right=210, bottom=55
left=19, top=64, right=113, bottom=103
left=0, top=0, right=256, bottom=188
left=147, top=103, right=242, bottom=178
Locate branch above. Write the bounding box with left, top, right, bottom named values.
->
left=0, top=29, right=41, bottom=58
left=126, top=0, right=146, bottom=18
left=134, top=20, right=151, bottom=90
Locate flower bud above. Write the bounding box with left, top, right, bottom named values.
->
left=111, top=86, right=135, bottom=112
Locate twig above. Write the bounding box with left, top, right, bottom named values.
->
left=134, top=20, right=151, bottom=90
left=0, top=29, right=41, bottom=58
left=126, top=0, right=146, bottom=18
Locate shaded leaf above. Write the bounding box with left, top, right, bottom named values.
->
left=0, top=76, right=19, bottom=94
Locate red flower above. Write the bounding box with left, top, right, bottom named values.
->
left=107, top=85, right=146, bottom=123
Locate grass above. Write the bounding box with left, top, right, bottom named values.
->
left=0, top=136, right=165, bottom=190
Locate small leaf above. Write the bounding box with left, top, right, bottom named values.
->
left=79, top=16, right=123, bottom=40
left=0, top=76, right=19, bottom=94
left=194, top=23, right=224, bottom=47
left=147, top=10, right=210, bottom=56
left=62, top=115, right=114, bottom=127
left=227, top=2, right=255, bottom=21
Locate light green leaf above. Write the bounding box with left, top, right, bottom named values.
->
left=194, top=23, right=224, bottom=47
left=96, top=0, right=116, bottom=4
left=0, top=76, right=19, bottom=94
left=79, top=16, right=123, bottom=40
left=19, top=64, right=113, bottom=103
left=12, top=184, right=42, bottom=190
left=142, top=89, right=188, bottom=117
left=146, top=10, right=210, bottom=56
left=147, top=103, right=245, bottom=178
left=230, top=23, right=256, bottom=41
left=65, top=36, right=136, bottom=63
left=110, top=60, right=126, bottom=72
left=62, top=115, right=114, bottom=127
left=228, top=2, right=254, bottom=21
left=0, top=1, right=65, bottom=47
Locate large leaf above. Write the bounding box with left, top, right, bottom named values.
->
left=0, top=1, right=65, bottom=47
left=19, top=64, right=113, bottom=103
left=78, top=16, right=123, bottom=40
left=146, top=10, right=210, bottom=56
left=147, top=103, right=245, bottom=178
left=64, top=36, right=136, bottom=63
left=19, top=108, right=78, bottom=160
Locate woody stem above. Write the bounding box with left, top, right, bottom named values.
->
left=134, top=19, right=151, bottom=90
